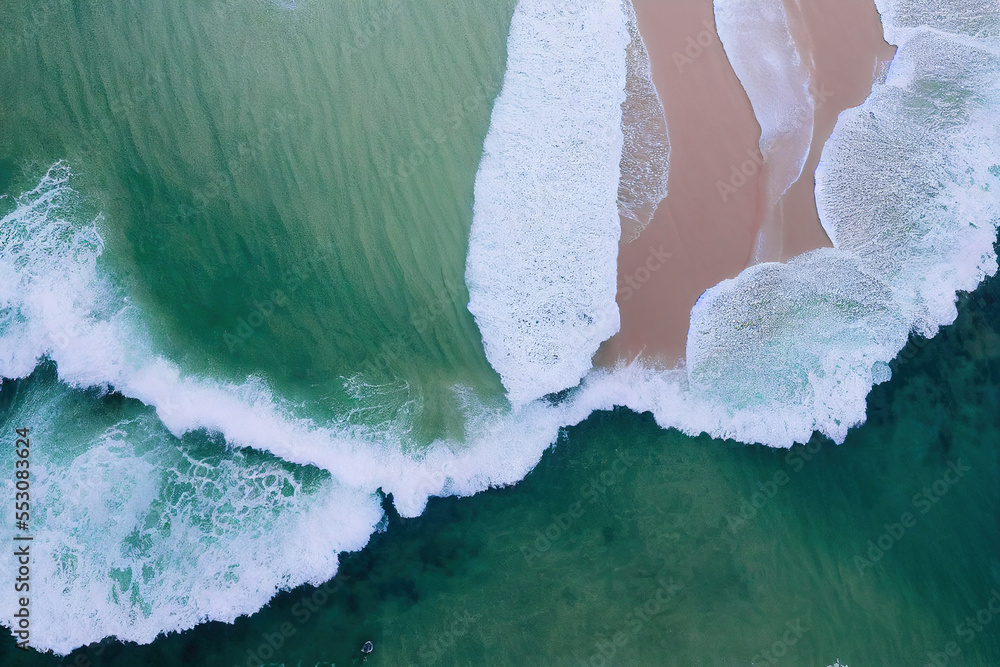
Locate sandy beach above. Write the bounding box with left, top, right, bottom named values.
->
left=599, top=0, right=896, bottom=368
left=777, top=0, right=897, bottom=259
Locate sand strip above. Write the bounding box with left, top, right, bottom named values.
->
left=599, top=0, right=895, bottom=368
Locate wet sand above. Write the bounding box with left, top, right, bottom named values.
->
left=598, top=0, right=895, bottom=367
left=777, top=0, right=897, bottom=259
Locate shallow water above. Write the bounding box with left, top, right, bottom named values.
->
left=1, top=0, right=999, bottom=663
left=3, top=268, right=999, bottom=665
left=0, top=0, right=513, bottom=437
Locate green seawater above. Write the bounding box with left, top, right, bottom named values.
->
left=1, top=0, right=999, bottom=665
left=2, top=276, right=999, bottom=665
left=0, top=0, right=513, bottom=441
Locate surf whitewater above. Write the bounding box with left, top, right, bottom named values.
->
left=1, top=0, right=999, bottom=654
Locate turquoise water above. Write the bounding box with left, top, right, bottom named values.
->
left=2, top=280, right=998, bottom=665
left=0, top=0, right=512, bottom=437
left=1, top=0, right=999, bottom=664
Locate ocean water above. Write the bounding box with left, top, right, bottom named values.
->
left=3, top=287, right=999, bottom=666
left=1, top=0, right=999, bottom=664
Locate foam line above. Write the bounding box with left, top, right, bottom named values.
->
left=714, top=0, right=815, bottom=203
left=3, top=0, right=1000, bottom=654
left=618, top=0, right=671, bottom=239
left=0, top=163, right=571, bottom=651
left=465, top=0, right=628, bottom=406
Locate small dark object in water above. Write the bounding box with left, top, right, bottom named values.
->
left=362, top=641, right=374, bottom=654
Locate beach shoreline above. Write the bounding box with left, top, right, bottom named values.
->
left=600, top=0, right=896, bottom=369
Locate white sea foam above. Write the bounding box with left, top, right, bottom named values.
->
left=0, top=164, right=567, bottom=652
left=618, top=0, right=670, bottom=239
left=465, top=0, right=628, bottom=406
left=539, top=0, right=996, bottom=449
left=1, top=412, right=381, bottom=655
left=682, top=250, right=907, bottom=445
left=3, top=0, right=1000, bottom=654
left=714, top=0, right=814, bottom=203
left=875, top=0, right=1000, bottom=44
left=0, top=164, right=576, bottom=513
left=657, top=0, right=1000, bottom=445
left=471, top=0, right=999, bottom=449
